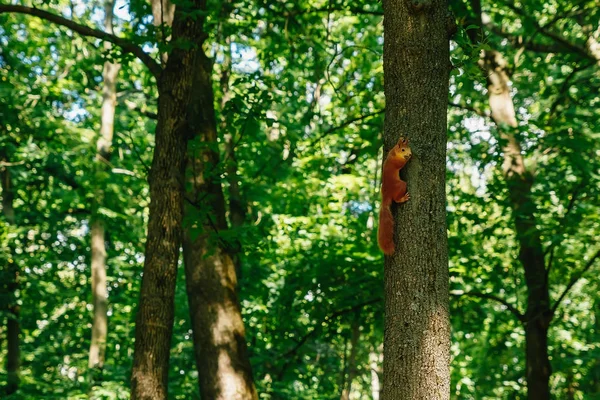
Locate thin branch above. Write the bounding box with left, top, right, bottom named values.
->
left=551, top=249, right=600, bottom=315
left=497, top=0, right=597, bottom=63
left=286, top=6, right=383, bottom=17
left=0, top=4, right=162, bottom=79
left=306, top=109, right=385, bottom=149
left=544, top=179, right=586, bottom=279
left=548, top=63, right=594, bottom=118
left=124, top=100, right=158, bottom=120
left=451, top=290, right=525, bottom=323
left=485, top=23, right=565, bottom=54
left=254, top=109, right=385, bottom=178
left=448, top=102, right=489, bottom=118
left=281, top=297, right=381, bottom=360
left=0, top=160, right=25, bottom=167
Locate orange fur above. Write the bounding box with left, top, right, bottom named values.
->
left=377, top=137, right=412, bottom=255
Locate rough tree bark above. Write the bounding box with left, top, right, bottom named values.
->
left=381, top=0, right=451, bottom=399
left=88, top=0, right=120, bottom=380
left=130, top=1, right=208, bottom=398
left=181, top=48, right=258, bottom=400
left=0, top=150, right=19, bottom=396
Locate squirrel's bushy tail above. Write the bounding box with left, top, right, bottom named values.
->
left=378, top=204, right=395, bottom=255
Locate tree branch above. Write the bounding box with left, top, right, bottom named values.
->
left=451, top=290, right=526, bottom=323
left=551, top=249, right=600, bottom=315
left=306, top=109, right=385, bottom=149
left=0, top=4, right=162, bottom=79
left=544, top=179, right=585, bottom=266
left=485, top=22, right=565, bottom=54
left=254, top=109, right=386, bottom=178
left=281, top=297, right=381, bottom=360
left=449, top=101, right=489, bottom=118
left=548, top=63, right=595, bottom=118
left=497, top=0, right=597, bottom=63
left=286, top=6, right=383, bottom=17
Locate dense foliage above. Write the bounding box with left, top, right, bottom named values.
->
left=0, top=0, right=599, bottom=398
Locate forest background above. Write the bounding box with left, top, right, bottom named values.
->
left=0, top=0, right=599, bottom=398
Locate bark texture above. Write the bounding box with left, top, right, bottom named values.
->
left=88, top=0, right=119, bottom=377
left=381, top=0, right=451, bottom=399
left=0, top=151, right=19, bottom=395
left=182, top=50, right=257, bottom=400
left=130, top=1, right=207, bottom=398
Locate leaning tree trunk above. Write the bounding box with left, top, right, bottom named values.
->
left=181, top=49, right=258, bottom=400
left=0, top=150, right=19, bottom=395
left=88, top=0, right=120, bottom=382
left=129, top=2, right=207, bottom=398
left=381, top=0, right=451, bottom=399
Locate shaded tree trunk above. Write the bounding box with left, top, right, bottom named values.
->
left=0, top=150, right=19, bottom=395
left=88, top=0, right=120, bottom=380
left=130, top=1, right=207, bottom=398
left=381, top=0, right=451, bottom=399
left=182, top=48, right=258, bottom=400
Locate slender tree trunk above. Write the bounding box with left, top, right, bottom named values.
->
left=458, top=2, right=553, bottom=397
left=89, top=219, right=108, bottom=372
left=88, top=0, right=120, bottom=380
left=130, top=2, right=207, bottom=398
left=485, top=49, right=552, bottom=395
left=381, top=1, right=451, bottom=399
left=150, top=0, right=175, bottom=65
left=340, top=319, right=360, bottom=400
left=219, top=35, right=246, bottom=282
left=0, top=151, right=19, bottom=395
left=484, top=49, right=552, bottom=400
left=182, top=48, right=258, bottom=400
left=369, top=348, right=382, bottom=400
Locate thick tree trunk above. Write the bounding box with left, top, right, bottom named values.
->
left=182, top=49, right=257, bottom=400
left=340, top=319, right=360, bottom=400
left=88, top=0, right=119, bottom=378
left=130, top=2, right=207, bottom=398
left=0, top=152, right=19, bottom=395
left=381, top=1, right=451, bottom=399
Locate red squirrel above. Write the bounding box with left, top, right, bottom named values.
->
left=378, top=137, right=412, bottom=255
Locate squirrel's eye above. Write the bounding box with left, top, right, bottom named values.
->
left=401, top=148, right=405, bottom=152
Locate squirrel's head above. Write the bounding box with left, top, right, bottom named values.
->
left=390, top=136, right=412, bottom=161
